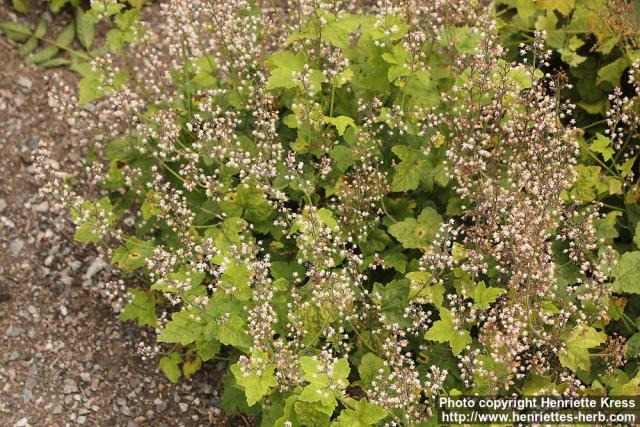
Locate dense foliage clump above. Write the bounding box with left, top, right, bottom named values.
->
left=11, top=0, right=640, bottom=425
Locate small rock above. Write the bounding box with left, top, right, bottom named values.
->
left=59, top=305, right=68, bottom=316
left=154, top=398, right=167, bottom=413
left=14, top=93, right=25, bottom=107
left=68, top=260, right=82, bottom=271
left=27, top=306, right=38, bottom=317
left=6, top=326, right=22, bottom=337
left=63, top=379, right=78, bottom=394
left=17, top=77, right=32, bottom=89
left=25, top=138, right=39, bottom=151
left=22, top=389, right=32, bottom=402
left=7, top=351, right=19, bottom=362
left=116, top=397, right=126, bottom=406
left=84, top=258, right=107, bottom=281
left=34, top=201, right=49, bottom=213
left=80, top=372, right=91, bottom=383
left=0, top=198, right=6, bottom=213
left=53, top=404, right=63, bottom=415
left=121, top=406, right=131, bottom=416
left=179, top=402, right=188, bottom=412
left=77, top=415, right=86, bottom=425
left=15, top=417, right=28, bottom=427
left=10, top=239, right=24, bottom=256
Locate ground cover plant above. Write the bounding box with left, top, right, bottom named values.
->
left=10, top=0, right=640, bottom=425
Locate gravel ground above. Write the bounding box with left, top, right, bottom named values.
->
left=0, top=4, right=236, bottom=427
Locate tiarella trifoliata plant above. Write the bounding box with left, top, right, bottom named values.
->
left=31, top=0, right=640, bottom=425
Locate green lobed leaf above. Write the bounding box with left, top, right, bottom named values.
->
left=332, top=398, right=388, bottom=426
left=159, top=352, right=182, bottom=383
left=613, top=252, right=640, bottom=293
left=324, top=116, right=355, bottom=136
left=230, top=351, right=278, bottom=407
left=119, top=289, right=157, bottom=327
left=558, top=325, right=606, bottom=372
left=424, top=308, right=472, bottom=355
left=388, top=207, right=442, bottom=249
left=472, top=282, right=505, bottom=310
left=589, top=133, right=614, bottom=162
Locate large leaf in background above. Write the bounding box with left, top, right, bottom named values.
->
left=388, top=207, right=442, bottom=249
left=558, top=325, right=606, bottom=372
left=613, top=252, right=640, bottom=294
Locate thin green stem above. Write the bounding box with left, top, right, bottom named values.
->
left=329, top=82, right=336, bottom=117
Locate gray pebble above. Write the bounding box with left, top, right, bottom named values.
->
left=17, top=77, right=32, bottom=89
left=7, top=351, right=19, bottom=361
left=0, top=198, right=6, bottom=213
left=22, top=388, right=32, bottom=402
left=68, top=260, right=82, bottom=271
left=6, top=326, right=22, bottom=337
left=154, top=398, right=167, bottom=413
left=10, top=239, right=24, bottom=256
left=53, top=404, right=63, bottom=415
left=25, top=138, right=38, bottom=150
left=84, top=258, right=107, bottom=282
left=13, top=93, right=25, bottom=107
left=34, top=201, right=49, bottom=213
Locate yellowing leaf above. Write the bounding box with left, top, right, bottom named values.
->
left=558, top=325, right=605, bottom=372
left=538, top=0, right=575, bottom=15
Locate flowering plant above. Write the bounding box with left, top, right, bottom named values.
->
left=33, top=0, right=640, bottom=425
